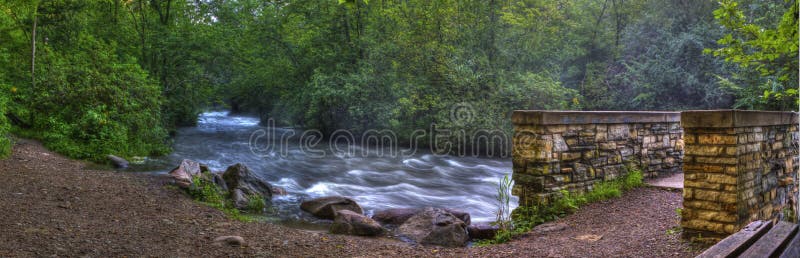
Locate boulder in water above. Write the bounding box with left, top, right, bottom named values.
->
left=397, top=207, right=469, bottom=247
left=330, top=210, right=384, bottom=236
left=107, top=155, right=129, bottom=169
left=300, top=196, right=363, bottom=220
left=372, top=208, right=421, bottom=225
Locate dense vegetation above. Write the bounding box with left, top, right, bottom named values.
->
left=0, top=0, right=796, bottom=160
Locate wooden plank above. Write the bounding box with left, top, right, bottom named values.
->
left=697, top=221, right=772, bottom=258
left=779, top=229, right=800, bottom=258
left=740, top=221, right=798, bottom=258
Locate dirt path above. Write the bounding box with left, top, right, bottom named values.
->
left=0, top=140, right=702, bottom=257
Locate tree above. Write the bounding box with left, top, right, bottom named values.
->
left=708, top=0, right=798, bottom=110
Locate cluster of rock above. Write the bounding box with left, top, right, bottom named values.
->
left=168, top=159, right=284, bottom=210
left=300, top=197, right=498, bottom=247
left=166, top=159, right=498, bottom=247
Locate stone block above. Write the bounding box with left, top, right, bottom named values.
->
left=707, top=174, right=737, bottom=185
left=698, top=134, right=737, bottom=145
left=685, top=145, right=728, bottom=156
left=561, top=152, right=581, bottom=161
left=695, top=157, right=738, bottom=165
left=553, top=134, right=569, bottom=152
left=694, top=189, right=720, bottom=201
left=607, top=124, right=630, bottom=140
left=685, top=180, right=723, bottom=190
left=719, top=193, right=737, bottom=204
left=681, top=219, right=725, bottom=234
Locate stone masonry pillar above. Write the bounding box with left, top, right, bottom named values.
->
left=681, top=110, right=799, bottom=237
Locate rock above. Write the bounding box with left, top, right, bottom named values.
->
left=271, top=186, right=288, bottom=195
left=467, top=223, right=499, bottom=240
left=211, top=173, right=228, bottom=192
left=107, top=155, right=129, bottom=169
left=372, top=208, right=421, bottom=225
left=397, top=207, right=469, bottom=247
left=443, top=208, right=471, bottom=225
left=230, top=188, right=250, bottom=210
left=532, top=222, right=569, bottom=234
left=213, top=235, right=245, bottom=246
left=372, top=207, right=469, bottom=225
left=300, top=196, right=363, bottom=220
left=330, top=210, right=384, bottom=236
left=168, top=159, right=204, bottom=188
left=222, top=163, right=273, bottom=204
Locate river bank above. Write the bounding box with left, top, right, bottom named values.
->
left=0, top=139, right=703, bottom=257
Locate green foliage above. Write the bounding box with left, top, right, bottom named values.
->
left=0, top=0, right=794, bottom=162
left=188, top=175, right=226, bottom=208
left=708, top=0, right=798, bottom=110
left=478, top=167, right=644, bottom=246
left=245, top=194, right=266, bottom=213
left=185, top=174, right=257, bottom=222
left=0, top=84, right=11, bottom=158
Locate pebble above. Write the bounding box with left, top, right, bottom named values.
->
left=213, top=235, right=245, bottom=247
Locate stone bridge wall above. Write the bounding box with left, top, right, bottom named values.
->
left=681, top=110, right=799, bottom=236
left=510, top=111, right=683, bottom=206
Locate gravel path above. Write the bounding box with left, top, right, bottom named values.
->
left=0, top=140, right=703, bottom=257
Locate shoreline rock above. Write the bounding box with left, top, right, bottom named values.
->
left=467, top=223, right=499, bottom=240
left=330, top=210, right=384, bottom=236
left=168, top=159, right=205, bottom=188
left=300, top=196, right=363, bottom=220
left=397, top=207, right=469, bottom=247
left=107, top=155, right=129, bottom=169
left=372, top=208, right=421, bottom=225
left=222, top=163, right=274, bottom=210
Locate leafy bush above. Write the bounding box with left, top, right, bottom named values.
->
left=21, top=35, right=170, bottom=162
left=187, top=175, right=225, bottom=208
left=245, top=194, right=266, bottom=213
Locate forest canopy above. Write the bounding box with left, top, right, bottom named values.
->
left=0, top=0, right=797, bottom=160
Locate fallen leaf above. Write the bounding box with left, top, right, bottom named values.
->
left=575, top=234, right=603, bottom=242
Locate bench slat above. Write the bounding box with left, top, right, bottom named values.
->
left=740, top=221, right=798, bottom=258
left=779, top=229, right=800, bottom=258
left=697, top=220, right=772, bottom=258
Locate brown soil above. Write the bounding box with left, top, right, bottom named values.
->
left=0, top=139, right=704, bottom=257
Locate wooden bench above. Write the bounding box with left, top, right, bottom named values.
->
left=697, top=220, right=800, bottom=258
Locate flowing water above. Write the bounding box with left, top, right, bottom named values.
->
left=137, top=111, right=517, bottom=225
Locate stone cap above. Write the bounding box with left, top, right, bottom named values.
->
left=681, top=110, right=799, bottom=128
left=511, top=110, right=681, bottom=125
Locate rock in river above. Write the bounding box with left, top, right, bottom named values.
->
left=330, top=210, right=384, bottom=236
left=300, top=196, right=363, bottom=220
left=397, top=207, right=469, bottom=247
left=222, top=163, right=273, bottom=210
